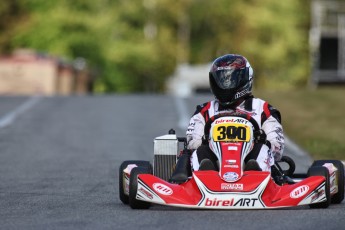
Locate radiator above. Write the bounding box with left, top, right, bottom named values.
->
left=153, top=134, right=178, bottom=181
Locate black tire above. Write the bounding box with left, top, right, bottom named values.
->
left=129, top=166, right=152, bottom=209
left=311, top=160, right=344, bottom=204
left=308, top=166, right=331, bottom=209
left=119, top=160, right=152, bottom=205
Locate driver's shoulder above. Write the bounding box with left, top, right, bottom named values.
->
left=252, top=97, right=282, bottom=123
left=252, top=97, right=267, bottom=105
left=193, top=100, right=215, bottom=115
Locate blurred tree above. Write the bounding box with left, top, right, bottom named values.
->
left=0, top=0, right=27, bottom=53
left=5, top=0, right=310, bottom=92
left=243, top=0, right=310, bottom=88
left=11, top=0, right=177, bottom=92
left=187, top=0, right=310, bottom=89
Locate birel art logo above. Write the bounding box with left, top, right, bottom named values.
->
left=153, top=183, right=173, bottom=195
left=215, top=118, right=248, bottom=124
left=290, top=185, right=309, bottom=199
left=205, top=197, right=258, bottom=207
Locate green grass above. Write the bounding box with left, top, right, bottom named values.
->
left=254, top=86, right=345, bottom=160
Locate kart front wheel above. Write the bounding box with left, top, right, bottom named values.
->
left=311, top=160, right=344, bottom=204
left=308, top=166, right=331, bottom=209
left=119, top=160, right=152, bottom=205
left=129, top=166, right=152, bottom=209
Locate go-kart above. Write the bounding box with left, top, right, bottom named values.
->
left=119, top=114, right=344, bottom=209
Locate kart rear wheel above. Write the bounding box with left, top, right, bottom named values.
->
left=311, top=160, right=344, bottom=204
left=308, top=166, right=331, bottom=209
left=129, top=166, right=152, bottom=209
left=119, top=160, right=152, bottom=205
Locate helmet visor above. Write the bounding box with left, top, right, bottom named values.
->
left=212, top=68, right=246, bottom=90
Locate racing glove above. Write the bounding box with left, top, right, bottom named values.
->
left=178, top=149, right=193, bottom=157
left=254, top=129, right=271, bottom=149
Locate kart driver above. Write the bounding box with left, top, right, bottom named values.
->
left=170, top=54, right=285, bottom=183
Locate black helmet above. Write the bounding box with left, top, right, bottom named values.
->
left=209, top=54, right=253, bottom=107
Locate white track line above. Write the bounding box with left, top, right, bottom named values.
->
left=0, top=96, right=41, bottom=129
left=284, top=136, right=309, bottom=157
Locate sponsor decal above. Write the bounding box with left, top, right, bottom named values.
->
left=311, top=189, right=325, bottom=203
left=223, top=172, right=239, bottom=182
left=225, top=159, right=236, bottom=164
left=330, top=172, right=338, bottom=194
left=235, top=108, right=257, bottom=116
left=124, top=175, right=130, bottom=194
left=224, top=159, right=238, bottom=168
left=139, top=188, right=153, bottom=200
left=290, top=185, right=309, bottom=199
left=153, top=183, right=173, bottom=195
left=224, top=165, right=239, bottom=168
left=205, top=197, right=258, bottom=207
left=235, top=88, right=250, bottom=99
left=221, top=183, right=243, bottom=191
left=216, top=66, right=234, bottom=71
left=228, top=146, right=238, bottom=151
left=215, top=118, right=248, bottom=124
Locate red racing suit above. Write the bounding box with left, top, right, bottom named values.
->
left=186, top=97, right=284, bottom=172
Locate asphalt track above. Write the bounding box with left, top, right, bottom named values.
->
left=0, top=95, right=344, bottom=230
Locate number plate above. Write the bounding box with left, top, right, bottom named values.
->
left=212, top=123, right=250, bottom=142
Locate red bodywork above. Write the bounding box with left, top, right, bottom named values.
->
left=135, top=171, right=326, bottom=209
left=131, top=116, right=328, bottom=209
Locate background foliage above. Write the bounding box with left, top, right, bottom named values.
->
left=1, top=0, right=310, bottom=93
left=255, top=87, right=345, bottom=160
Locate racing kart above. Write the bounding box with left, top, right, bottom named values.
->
left=119, top=114, right=344, bottom=209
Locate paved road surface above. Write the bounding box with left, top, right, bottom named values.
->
left=0, top=95, right=343, bottom=230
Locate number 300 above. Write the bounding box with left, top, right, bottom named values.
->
left=216, top=125, right=247, bottom=141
